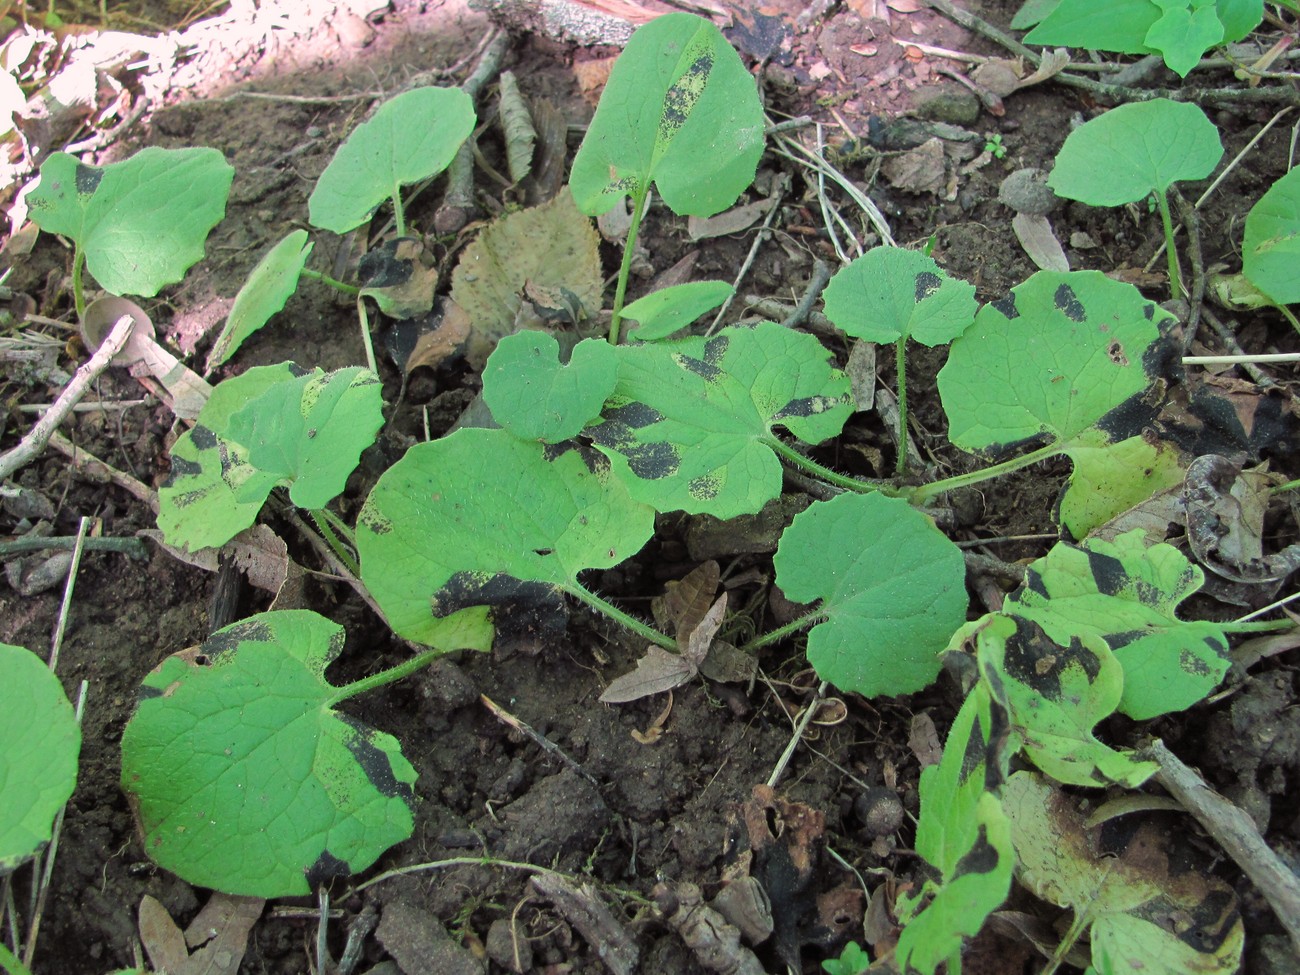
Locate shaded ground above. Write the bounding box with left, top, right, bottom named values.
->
left=1, top=1, right=1299, bottom=973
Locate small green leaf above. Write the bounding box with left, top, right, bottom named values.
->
left=1058, top=431, right=1186, bottom=540
left=773, top=493, right=967, bottom=697
left=972, top=614, right=1158, bottom=786
left=1048, top=99, right=1222, bottom=206
left=27, top=147, right=233, bottom=297
left=157, top=364, right=296, bottom=551
left=1243, top=166, right=1300, bottom=305
left=569, top=12, right=765, bottom=218
left=1010, top=0, right=1061, bottom=29
left=227, top=367, right=383, bottom=509
left=0, top=644, right=80, bottom=872
left=822, top=247, right=977, bottom=346
left=1003, top=531, right=1230, bottom=719
left=357, top=428, right=655, bottom=648
left=622, top=280, right=734, bottom=341
left=1005, top=771, right=1244, bottom=975
left=121, top=611, right=416, bottom=898
left=895, top=685, right=1014, bottom=974
left=206, top=230, right=312, bottom=371
left=483, top=333, right=618, bottom=443
left=587, top=321, right=853, bottom=518
left=309, top=87, right=475, bottom=234
left=1144, top=1, right=1224, bottom=77
left=821, top=942, right=871, bottom=975
left=936, top=270, right=1173, bottom=458
left=158, top=364, right=383, bottom=551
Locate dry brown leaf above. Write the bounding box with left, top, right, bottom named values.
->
left=631, top=689, right=674, bottom=744
left=600, top=646, right=694, bottom=703
left=654, top=560, right=721, bottom=637
left=572, top=57, right=615, bottom=104
left=907, top=712, right=943, bottom=768
left=1184, top=455, right=1300, bottom=583
left=686, top=197, right=775, bottom=240
left=1011, top=212, right=1069, bottom=272
left=139, top=895, right=189, bottom=975
left=880, top=137, right=946, bottom=194
left=138, top=892, right=264, bottom=975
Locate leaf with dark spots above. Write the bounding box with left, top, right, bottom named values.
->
left=992, top=294, right=1019, bottom=318
left=999, top=531, right=1230, bottom=721
left=121, top=610, right=417, bottom=897
left=590, top=321, right=851, bottom=518
left=74, top=163, right=103, bottom=194
left=358, top=428, right=653, bottom=649
left=939, top=270, right=1172, bottom=459
left=190, top=425, right=218, bottom=451
left=822, top=246, right=976, bottom=347
left=973, top=614, right=1156, bottom=787
left=305, top=850, right=352, bottom=890
left=569, top=13, right=765, bottom=218
left=1053, top=283, right=1086, bottom=322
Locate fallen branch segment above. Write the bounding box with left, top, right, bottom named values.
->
left=1142, top=738, right=1300, bottom=955
left=0, top=314, right=135, bottom=482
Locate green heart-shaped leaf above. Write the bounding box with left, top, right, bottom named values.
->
left=121, top=611, right=416, bottom=897
left=569, top=13, right=765, bottom=218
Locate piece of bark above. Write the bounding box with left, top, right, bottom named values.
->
left=530, top=872, right=639, bottom=975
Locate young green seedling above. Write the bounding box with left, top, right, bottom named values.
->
left=157, top=362, right=383, bottom=555
left=308, top=86, right=475, bottom=236
left=26, top=146, right=233, bottom=318
left=619, top=279, right=735, bottom=342
left=569, top=12, right=765, bottom=341
left=120, top=610, right=440, bottom=898
left=822, top=247, right=977, bottom=474
left=0, top=644, right=80, bottom=873
left=1047, top=99, right=1223, bottom=296
left=1023, top=0, right=1266, bottom=77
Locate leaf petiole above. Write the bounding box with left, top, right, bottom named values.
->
left=301, top=268, right=361, bottom=295
left=765, top=436, right=888, bottom=495
left=911, top=442, right=1064, bottom=506
left=740, top=606, right=828, bottom=653
left=562, top=581, right=677, bottom=649
left=309, top=509, right=359, bottom=577
left=608, top=183, right=650, bottom=344
left=330, top=645, right=450, bottom=704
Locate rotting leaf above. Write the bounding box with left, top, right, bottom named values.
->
left=586, top=321, right=853, bottom=518
left=600, top=593, right=726, bottom=703
left=1005, top=770, right=1244, bottom=975
left=206, top=229, right=312, bottom=372
left=569, top=12, right=765, bottom=218
left=498, top=70, right=536, bottom=185
left=120, top=611, right=417, bottom=898
left=385, top=298, right=473, bottom=377
left=1002, top=530, right=1231, bottom=719
left=773, top=493, right=968, bottom=697
left=483, top=332, right=618, bottom=443
left=969, top=614, right=1159, bottom=785
left=358, top=236, right=438, bottom=320
left=1184, top=454, right=1300, bottom=583
left=1058, top=430, right=1186, bottom=540
left=450, top=192, right=604, bottom=367
left=357, top=428, right=655, bottom=649
left=895, top=684, right=1015, bottom=975
left=937, top=270, right=1174, bottom=459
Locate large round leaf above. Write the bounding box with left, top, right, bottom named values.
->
left=1243, top=166, right=1300, bottom=305
left=773, top=493, right=967, bottom=697
left=357, top=428, right=655, bottom=648
left=121, top=611, right=416, bottom=897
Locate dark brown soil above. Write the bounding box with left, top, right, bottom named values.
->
left=2, top=1, right=1298, bottom=974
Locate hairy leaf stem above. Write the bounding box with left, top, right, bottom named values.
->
left=1154, top=190, right=1183, bottom=298
left=910, top=442, right=1065, bottom=505
left=766, top=437, right=891, bottom=495
left=392, top=184, right=406, bottom=237
left=608, top=183, right=650, bottom=344
left=300, top=268, right=361, bottom=295
left=895, top=335, right=909, bottom=475
left=330, top=645, right=451, bottom=703
left=309, top=509, right=359, bottom=577
left=71, top=249, right=86, bottom=321
left=564, top=581, right=677, bottom=649
left=740, top=607, right=828, bottom=653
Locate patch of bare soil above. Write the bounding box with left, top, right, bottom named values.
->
left=1, top=1, right=1298, bottom=973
